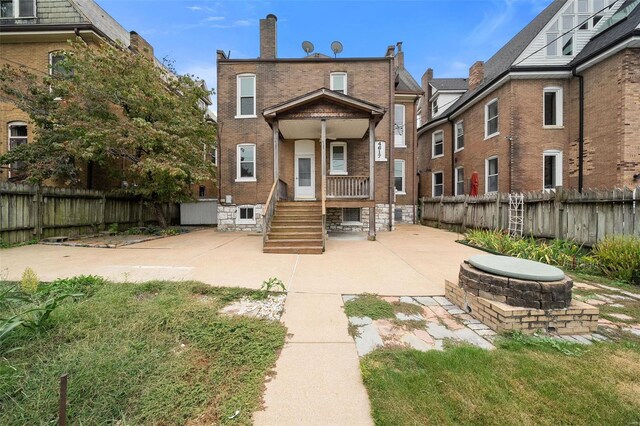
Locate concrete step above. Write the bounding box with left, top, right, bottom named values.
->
left=263, top=246, right=323, bottom=254
left=267, top=232, right=323, bottom=240
left=264, top=239, right=323, bottom=248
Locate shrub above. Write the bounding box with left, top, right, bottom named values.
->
left=344, top=294, right=394, bottom=319
left=38, top=275, right=106, bottom=298
left=20, top=268, right=39, bottom=294
left=590, top=236, right=640, bottom=285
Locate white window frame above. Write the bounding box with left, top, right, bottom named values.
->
left=485, top=156, right=499, bottom=194
left=330, top=72, right=347, bottom=95
left=455, top=167, right=465, bottom=196
left=236, top=206, right=256, bottom=225
left=484, top=98, right=499, bottom=139
left=454, top=120, right=464, bottom=152
left=394, top=104, right=406, bottom=147
left=543, top=150, right=563, bottom=190
left=236, top=143, right=256, bottom=182
left=236, top=74, right=256, bottom=118
left=329, top=141, right=347, bottom=175
left=341, top=208, right=362, bottom=225
left=431, top=130, right=444, bottom=159
left=7, top=121, right=28, bottom=179
left=543, top=87, right=563, bottom=128
left=432, top=171, right=444, bottom=197
left=0, top=0, right=36, bottom=19
left=394, top=159, right=406, bottom=195
left=431, top=98, right=438, bottom=117
left=212, top=147, right=218, bottom=166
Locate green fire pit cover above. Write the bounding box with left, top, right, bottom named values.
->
left=466, top=254, right=565, bottom=282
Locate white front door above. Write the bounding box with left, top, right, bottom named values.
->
left=294, top=140, right=315, bottom=200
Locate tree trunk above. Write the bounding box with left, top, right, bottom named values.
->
left=154, top=202, right=168, bottom=228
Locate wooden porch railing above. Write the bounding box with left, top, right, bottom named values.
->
left=262, top=179, right=288, bottom=245
left=326, top=176, right=370, bottom=199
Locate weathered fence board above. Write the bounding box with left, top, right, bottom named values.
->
left=0, top=182, right=179, bottom=245
left=420, top=186, right=640, bottom=246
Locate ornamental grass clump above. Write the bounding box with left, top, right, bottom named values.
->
left=590, top=236, right=640, bottom=285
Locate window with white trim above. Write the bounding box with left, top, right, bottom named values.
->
left=431, top=98, right=438, bottom=117
left=543, top=150, right=563, bottom=190
left=236, top=74, right=256, bottom=117
left=330, top=72, right=347, bottom=95
left=236, top=206, right=256, bottom=224
left=432, top=171, right=444, bottom=197
left=394, top=104, right=405, bottom=147
left=330, top=141, right=347, bottom=175
left=545, top=0, right=611, bottom=57
left=455, top=121, right=464, bottom=151
left=8, top=121, right=27, bottom=178
left=394, top=159, right=405, bottom=194
left=543, top=87, right=563, bottom=127
left=455, top=167, right=465, bottom=196
left=236, top=144, right=256, bottom=181
left=485, top=157, right=499, bottom=193
left=342, top=208, right=361, bottom=224
left=485, top=99, right=499, bottom=138
left=211, top=147, right=217, bottom=166
left=0, top=0, right=35, bottom=18
left=432, top=130, right=444, bottom=158
left=49, top=51, right=73, bottom=78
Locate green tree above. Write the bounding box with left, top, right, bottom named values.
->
left=0, top=38, right=216, bottom=226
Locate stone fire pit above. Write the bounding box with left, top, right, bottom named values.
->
left=459, top=255, right=573, bottom=310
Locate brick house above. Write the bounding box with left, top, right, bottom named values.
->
left=417, top=0, right=640, bottom=197
left=0, top=0, right=216, bottom=197
left=216, top=14, right=422, bottom=253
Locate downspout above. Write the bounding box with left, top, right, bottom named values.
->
left=573, top=69, right=584, bottom=193
left=449, top=118, right=455, bottom=195
left=388, top=56, right=395, bottom=231
left=217, top=122, right=223, bottom=202
left=413, top=96, right=419, bottom=223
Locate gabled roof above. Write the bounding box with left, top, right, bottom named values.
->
left=396, top=68, right=423, bottom=93
left=71, top=0, right=130, bottom=47
left=572, top=0, right=640, bottom=65
left=263, top=88, right=386, bottom=119
left=430, top=78, right=468, bottom=92
left=484, top=0, right=568, bottom=80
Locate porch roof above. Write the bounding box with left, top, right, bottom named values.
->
left=262, top=88, right=386, bottom=120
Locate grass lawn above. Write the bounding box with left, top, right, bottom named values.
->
left=361, top=337, right=640, bottom=425
left=1, top=280, right=286, bottom=425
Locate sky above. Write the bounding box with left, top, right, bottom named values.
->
left=98, top=0, right=553, bottom=111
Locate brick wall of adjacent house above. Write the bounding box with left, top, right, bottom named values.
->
left=216, top=58, right=417, bottom=206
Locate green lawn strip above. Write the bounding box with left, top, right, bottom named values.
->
left=567, top=271, right=638, bottom=292
left=599, top=300, right=640, bottom=323
left=361, top=340, right=640, bottom=426
left=0, top=280, right=286, bottom=425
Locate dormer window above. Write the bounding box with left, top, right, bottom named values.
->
left=330, top=72, right=347, bottom=94
left=0, top=0, right=35, bottom=18
left=431, top=98, right=438, bottom=116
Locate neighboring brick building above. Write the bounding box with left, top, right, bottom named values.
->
left=417, top=0, right=640, bottom=197
left=0, top=0, right=216, bottom=197
left=217, top=14, right=422, bottom=252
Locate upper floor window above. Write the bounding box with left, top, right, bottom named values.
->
left=455, top=121, right=464, bottom=151
left=49, top=51, right=73, bottom=78
left=330, top=142, right=347, bottom=175
left=236, top=143, right=256, bottom=181
left=330, top=72, right=347, bottom=95
left=394, top=159, right=405, bottom=194
left=236, top=74, right=256, bottom=118
left=431, top=98, right=438, bottom=117
left=432, top=130, right=444, bottom=158
left=394, top=104, right=405, bottom=147
left=543, top=87, right=563, bottom=127
left=8, top=121, right=27, bottom=178
left=1, top=0, right=35, bottom=19
left=485, top=99, right=499, bottom=138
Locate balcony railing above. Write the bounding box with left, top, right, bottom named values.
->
left=327, top=176, right=370, bottom=199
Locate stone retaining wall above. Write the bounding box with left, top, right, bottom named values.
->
left=446, top=280, right=598, bottom=335
left=459, top=262, right=573, bottom=309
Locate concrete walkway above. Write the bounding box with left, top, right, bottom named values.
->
left=0, top=224, right=481, bottom=425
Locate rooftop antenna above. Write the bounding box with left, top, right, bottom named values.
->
left=331, top=41, right=343, bottom=58
left=302, top=41, right=314, bottom=56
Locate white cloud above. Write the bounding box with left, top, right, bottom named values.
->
left=205, top=16, right=225, bottom=22
left=466, top=0, right=516, bottom=45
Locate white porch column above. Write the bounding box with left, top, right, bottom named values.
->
left=273, top=120, right=279, bottom=184
left=369, top=118, right=376, bottom=240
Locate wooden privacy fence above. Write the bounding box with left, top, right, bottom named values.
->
left=0, top=182, right=179, bottom=245
left=420, top=186, right=640, bottom=246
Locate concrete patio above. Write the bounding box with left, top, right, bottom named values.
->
left=0, top=224, right=481, bottom=425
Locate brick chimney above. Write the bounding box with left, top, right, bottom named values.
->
left=395, top=41, right=404, bottom=68
left=129, top=31, right=154, bottom=61
left=260, top=14, right=277, bottom=59
left=468, top=61, right=484, bottom=91
left=422, top=68, right=433, bottom=122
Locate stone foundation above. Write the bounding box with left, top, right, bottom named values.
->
left=325, top=204, right=401, bottom=232
left=459, top=261, right=573, bottom=310
left=217, top=204, right=264, bottom=232
left=446, top=280, right=598, bottom=335
left=394, top=204, right=415, bottom=224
